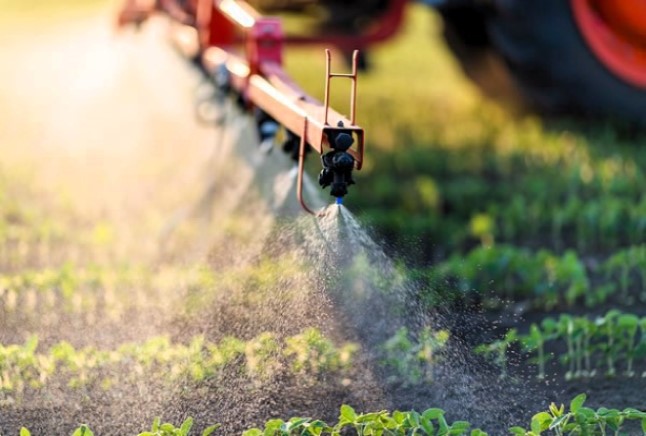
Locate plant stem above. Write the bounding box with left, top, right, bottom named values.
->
left=566, top=331, right=575, bottom=380
left=607, top=324, right=615, bottom=377
left=575, top=335, right=583, bottom=378
left=621, top=265, right=629, bottom=300
left=584, top=331, right=592, bottom=377
left=626, top=331, right=636, bottom=377
left=538, top=342, right=545, bottom=380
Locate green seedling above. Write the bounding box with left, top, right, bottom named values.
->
left=482, top=310, right=646, bottom=381
left=596, top=310, right=621, bottom=377
left=417, top=327, right=450, bottom=383
left=72, top=425, right=94, bottom=436
left=335, top=404, right=485, bottom=436
left=244, top=333, right=283, bottom=380
left=580, top=317, right=597, bottom=377
left=604, top=250, right=632, bottom=302
left=431, top=244, right=602, bottom=312
left=15, top=397, right=646, bottom=436
left=637, top=245, right=646, bottom=297
left=556, top=251, right=588, bottom=307
left=509, top=393, right=646, bottom=436
left=138, top=417, right=219, bottom=436
left=639, top=318, right=646, bottom=378
left=0, top=329, right=356, bottom=398
left=22, top=425, right=95, bottom=436
left=521, top=319, right=558, bottom=380
left=572, top=317, right=595, bottom=378
left=381, top=326, right=449, bottom=385
left=556, top=315, right=578, bottom=380
left=243, top=417, right=332, bottom=436
left=616, top=314, right=640, bottom=376
left=476, top=328, right=516, bottom=379
left=284, top=327, right=357, bottom=377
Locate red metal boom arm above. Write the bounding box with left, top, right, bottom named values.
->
left=118, top=0, right=366, bottom=214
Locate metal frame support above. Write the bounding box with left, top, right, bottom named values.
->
left=118, top=0, right=366, bottom=214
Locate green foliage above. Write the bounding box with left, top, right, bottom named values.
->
left=244, top=398, right=646, bottom=435
left=420, top=244, right=646, bottom=310
left=520, top=320, right=558, bottom=380
left=603, top=245, right=646, bottom=303
left=20, top=394, right=646, bottom=436
left=16, top=398, right=646, bottom=435
left=71, top=425, right=94, bottom=436
left=353, top=125, right=646, bottom=259
left=475, top=329, right=517, bottom=379
left=380, top=326, right=449, bottom=385
left=478, top=310, right=646, bottom=380
left=0, top=262, right=163, bottom=319
left=284, top=327, right=357, bottom=376
left=21, top=419, right=219, bottom=436
left=243, top=404, right=487, bottom=435
left=0, top=329, right=357, bottom=400
left=244, top=332, right=281, bottom=380
left=138, top=417, right=220, bottom=436
left=510, top=394, right=646, bottom=436
left=422, top=245, right=592, bottom=310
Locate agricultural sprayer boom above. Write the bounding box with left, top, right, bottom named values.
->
left=118, top=0, right=365, bottom=214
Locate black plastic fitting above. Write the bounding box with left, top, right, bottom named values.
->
left=318, top=123, right=356, bottom=198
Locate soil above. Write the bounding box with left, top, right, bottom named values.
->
left=1, top=5, right=645, bottom=436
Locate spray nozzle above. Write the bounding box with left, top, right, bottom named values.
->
left=318, top=123, right=356, bottom=198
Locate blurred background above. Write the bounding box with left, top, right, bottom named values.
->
left=3, top=0, right=646, bottom=265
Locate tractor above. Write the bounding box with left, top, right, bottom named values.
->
left=245, top=0, right=646, bottom=126
left=120, top=0, right=646, bottom=125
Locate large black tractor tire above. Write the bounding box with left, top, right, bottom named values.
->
left=440, top=1, right=646, bottom=126
left=439, top=6, right=526, bottom=110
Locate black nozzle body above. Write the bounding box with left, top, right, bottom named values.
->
left=319, top=126, right=356, bottom=198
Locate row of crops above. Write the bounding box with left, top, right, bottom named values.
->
left=0, top=329, right=356, bottom=397
left=352, top=119, right=646, bottom=258
left=2, top=241, right=645, bottom=324
left=0, top=326, right=454, bottom=399
left=478, top=310, right=646, bottom=381
left=19, top=394, right=646, bottom=435
left=416, top=244, right=646, bottom=310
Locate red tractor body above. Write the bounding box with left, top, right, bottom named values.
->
left=119, top=0, right=646, bottom=127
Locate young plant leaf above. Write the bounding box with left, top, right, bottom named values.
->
left=180, top=417, right=194, bottom=435
left=160, top=423, right=175, bottom=432
left=340, top=404, right=357, bottom=423
left=423, top=408, right=445, bottom=420
left=548, top=414, right=569, bottom=430
left=202, top=424, right=221, bottom=436
left=531, top=412, right=551, bottom=434
left=569, top=394, right=586, bottom=413
left=420, top=415, right=435, bottom=435
left=72, top=425, right=94, bottom=436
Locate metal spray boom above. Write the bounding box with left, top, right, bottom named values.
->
left=118, top=0, right=367, bottom=214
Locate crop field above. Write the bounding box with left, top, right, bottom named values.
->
left=2, top=0, right=646, bottom=435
